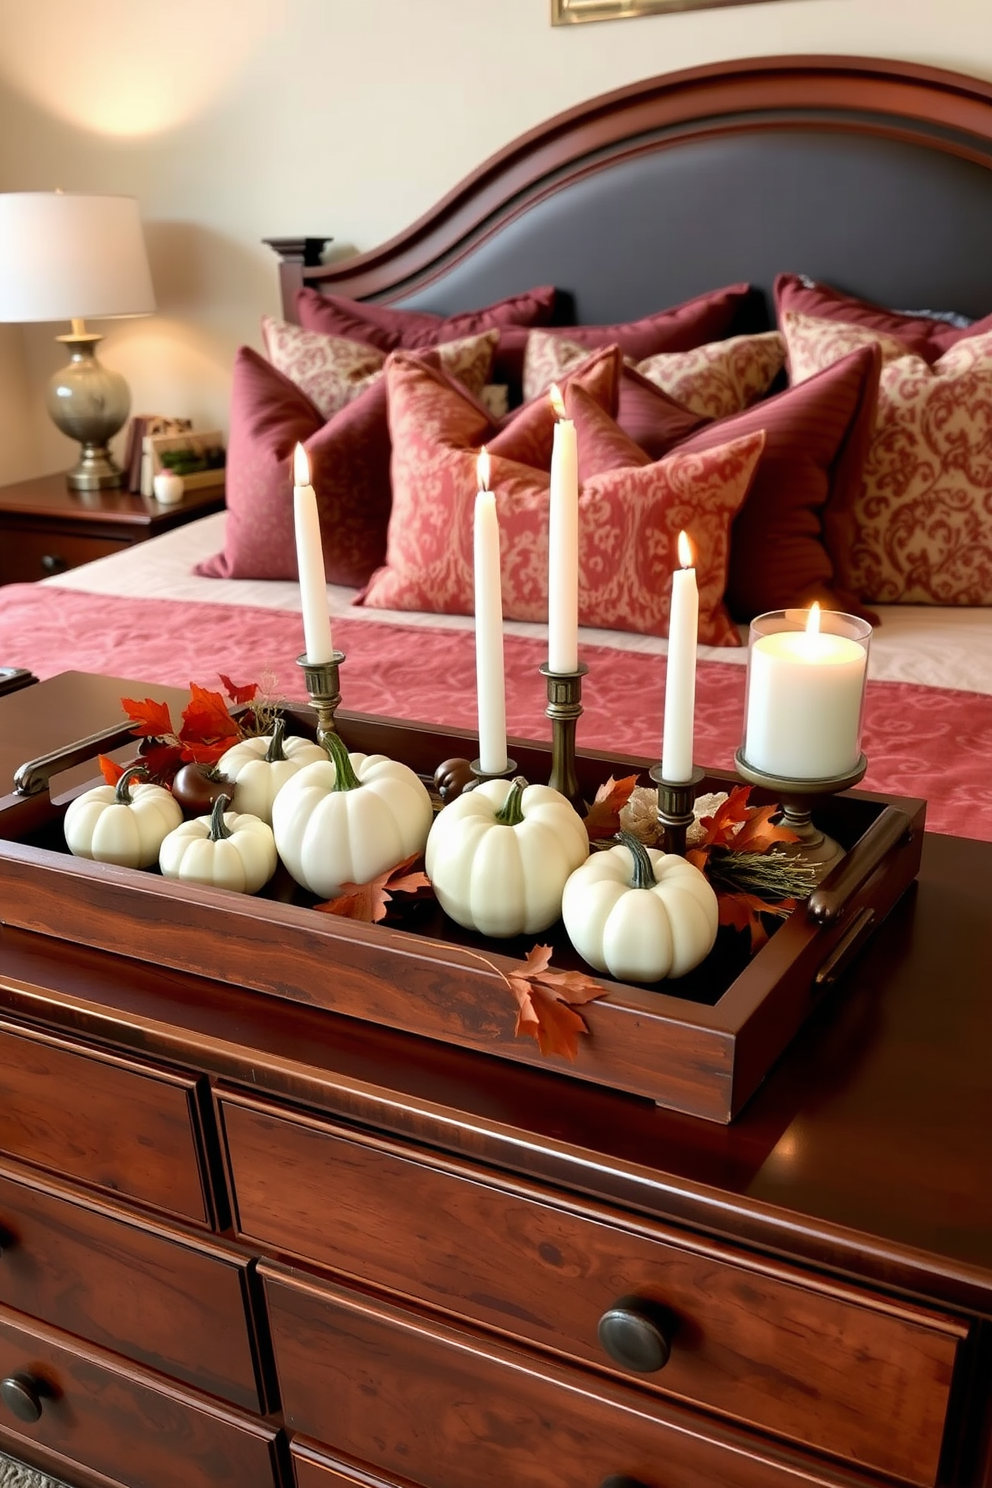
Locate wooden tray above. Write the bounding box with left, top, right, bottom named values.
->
left=0, top=710, right=925, bottom=1124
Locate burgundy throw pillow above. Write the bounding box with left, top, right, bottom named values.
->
left=611, top=346, right=882, bottom=619
left=774, top=273, right=991, bottom=363
left=195, top=347, right=392, bottom=586
left=548, top=283, right=755, bottom=359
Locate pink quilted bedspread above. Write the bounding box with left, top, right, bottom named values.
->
left=1, top=583, right=989, bottom=840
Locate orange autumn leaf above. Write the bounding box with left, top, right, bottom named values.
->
left=121, top=695, right=175, bottom=739
left=696, top=785, right=754, bottom=848
left=733, top=803, right=799, bottom=854
left=219, top=673, right=259, bottom=706
left=584, top=774, right=640, bottom=841
left=97, top=754, right=125, bottom=785
left=718, top=889, right=797, bottom=954
left=179, top=682, right=241, bottom=749
left=696, top=784, right=798, bottom=854
left=315, top=854, right=431, bottom=924
left=506, top=943, right=607, bottom=1060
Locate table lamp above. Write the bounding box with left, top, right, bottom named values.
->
left=0, top=192, right=155, bottom=491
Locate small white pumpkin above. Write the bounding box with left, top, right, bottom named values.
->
left=63, top=764, right=183, bottom=869
left=271, top=730, right=434, bottom=899
left=425, top=775, right=589, bottom=938
left=159, top=794, right=277, bottom=894
left=217, top=718, right=325, bottom=824
left=562, top=831, right=719, bottom=982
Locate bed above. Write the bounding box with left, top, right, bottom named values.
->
left=3, top=53, right=992, bottom=842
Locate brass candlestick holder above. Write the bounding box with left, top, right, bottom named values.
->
left=734, top=748, right=868, bottom=881
left=296, top=651, right=346, bottom=746
left=539, top=661, right=588, bottom=814
left=470, top=755, right=518, bottom=783
left=649, top=763, right=707, bottom=856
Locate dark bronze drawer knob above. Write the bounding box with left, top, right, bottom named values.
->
left=40, top=554, right=68, bottom=575
left=0, top=1373, right=43, bottom=1423
left=597, top=1296, right=674, bottom=1373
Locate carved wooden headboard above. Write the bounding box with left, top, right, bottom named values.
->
left=267, top=55, right=992, bottom=331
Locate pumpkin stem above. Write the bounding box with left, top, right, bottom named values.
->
left=263, top=717, right=287, bottom=763
left=494, top=776, right=528, bottom=827
left=617, top=829, right=658, bottom=890
left=114, top=764, right=149, bottom=805
left=322, top=728, right=362, bottom=792
left=208, top=793, right=233, bottom=841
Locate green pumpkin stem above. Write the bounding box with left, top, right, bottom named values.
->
left=114, top=764, right=149, bottom=805
left=263, top=717, right=287, bottom=763
left=617, top=829, right=657, bottom=890
left=208, top=793, right=233, bottom=841
left=494, top=777, right=528, bottom=827
left=322, top=729, right=362, bottom=792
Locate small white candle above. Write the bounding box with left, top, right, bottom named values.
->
left=661, top=530, right=699, bottom=783
left=293, top=443, right=335, bottom=664
left=474, top=449, right=509, bottom=775
left=547, top=384, right=579, bottom=675
left=744, top=605, right=869, bottom=779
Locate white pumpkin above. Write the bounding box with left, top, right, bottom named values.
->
left=425, top=776, right=588, bottom=938
left=159, top=794, right=277, bottom=894
left=271, top=730, right=434, bottom=899
left=562, top=832, right=719, bottom=981
left=63, top=764, right=183, bottom=869
left=217, top=718, right=325, bottom=824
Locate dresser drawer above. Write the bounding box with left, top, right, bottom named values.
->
left=264, top=1264, right=883, bottom=1488
left=222, top=1093, right=963, bottom=1485
left=0, top=527, right=130, bottom=584
left=292, top=1437, right=419, bottom=1488
left=0, top=1024, right=211, bottom=1225
left=0, top=1303, right=278, bottom=1488
left=0, top=1162, right=261, bottom=1410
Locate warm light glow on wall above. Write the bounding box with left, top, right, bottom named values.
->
left=0, top=0, right=285, bottom=137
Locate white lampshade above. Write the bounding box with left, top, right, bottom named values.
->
left=0, top=192, right=155, bottom=323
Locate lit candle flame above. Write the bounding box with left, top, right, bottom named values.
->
left=549, top=383, right=566, bottom=420
left=677, top=530, right=694, bottom=570
left=293, top=443, right=311, bottom=487
left=806, top=601, right=822, bottom=636
left=476, top=446, right=490, bottom=492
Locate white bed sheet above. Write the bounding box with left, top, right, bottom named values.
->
left=45, top=511, right=992, bottom=696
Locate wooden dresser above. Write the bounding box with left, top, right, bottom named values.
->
left=0, top=687, right=989, bottom=1488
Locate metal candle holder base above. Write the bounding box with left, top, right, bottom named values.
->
left=539, top=662, right=588, bottom=814
left=649, top=763, right=707, bottom=856
left=296, top=651, right=346, bottom=746
left=734, top=749, right=868, bottom=881
left=470, top=757, right=518, bottom=783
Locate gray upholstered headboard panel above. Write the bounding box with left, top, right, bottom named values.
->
left=270, top=56, right=992, bottom=328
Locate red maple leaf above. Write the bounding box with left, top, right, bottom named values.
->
left=314, top=854, right=431, bottom=924
left=137, top=740, right=185, bottom=783
left=583, top=774, right=640, bottom=841
left=219, top=673, right=260, bottom=706
left=97, top=754, right=126, bottom=785
left=505, top=944, right=607, bottom=1060
left=121, top=695, right=175, bottom=739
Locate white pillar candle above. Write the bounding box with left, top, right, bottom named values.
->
left=661, top=530, right=699, bottom=783
left=547, top=384, right=579, bottom=674
left=293, top=443, right=335, bottom=664
left=744, top=605, right=869, bottom=779
left=474, top=449, right=509, bottom=775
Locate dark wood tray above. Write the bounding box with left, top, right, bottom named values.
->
left=0, top=710, right=925, bottom=1123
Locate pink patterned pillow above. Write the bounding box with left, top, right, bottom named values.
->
left=524, top=329, right=785, bottom=415
left=261, top=316, right=498, bottom=418
left=359, top=352, right=764, bottom=645
left=782, top=311, right=992, bottom=604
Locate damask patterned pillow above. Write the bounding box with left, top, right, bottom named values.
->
left=523, top=328, right=785, bottom=415
left=775, top=274, right=990, bottom=362
left=358, top=351, right=764, bottom=645
left=261, top=315, right=498, bottom=417
left=782, top=311, right=992, bottom=605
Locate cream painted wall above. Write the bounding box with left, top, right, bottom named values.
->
left=0, top=0, right=990, bottom=483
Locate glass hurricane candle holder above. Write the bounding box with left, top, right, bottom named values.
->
left=736, top=608, right=872, bottom=878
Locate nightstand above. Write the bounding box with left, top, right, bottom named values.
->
left=0, top=472, right=225, bottom=586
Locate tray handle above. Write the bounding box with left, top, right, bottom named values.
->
left=806, top=805, right=914, bottom=927
left=14, top=721, right=140, bottom=797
